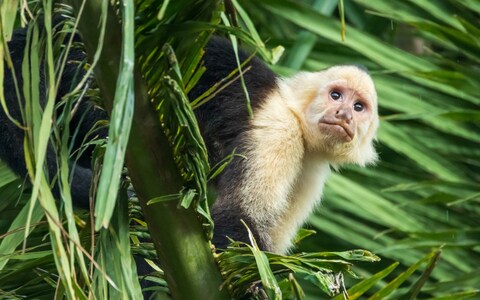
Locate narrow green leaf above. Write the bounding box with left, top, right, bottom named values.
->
left=368, top=250, right=441, bottom=300
left=332, top=262, right=399, bottom=300
left=95, top=0, right=135, bottom=230
left=244, top=221, right=282, bottom=300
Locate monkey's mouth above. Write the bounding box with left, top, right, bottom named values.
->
left=318, top=120, right=354, bottom=141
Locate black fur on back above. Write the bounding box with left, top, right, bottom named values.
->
left=0, top=23, right=108, bottom=209
left=190, top=37, right=278, bottom=167
left=0, top=29, right=31, bottom=178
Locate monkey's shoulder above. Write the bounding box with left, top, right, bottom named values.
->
left=191, top=37, right=278, bottom=110
left=190, top=37, right=280, bottom=164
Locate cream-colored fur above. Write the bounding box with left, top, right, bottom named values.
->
left=270, top=159, right=330, bottom=253
left=237, top=66, right=378, bottom=253
left=238, top=91, right=305, bottom=248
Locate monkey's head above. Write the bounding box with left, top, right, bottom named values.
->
left=284, top=65, right=379, bottom=166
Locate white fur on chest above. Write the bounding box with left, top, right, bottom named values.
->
left=270, top=160, right=330, bottom=253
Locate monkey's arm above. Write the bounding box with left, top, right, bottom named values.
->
left=211, top=93, right=305, bottom=253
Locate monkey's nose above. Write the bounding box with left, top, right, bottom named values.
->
left=335, top=107, right=353, bottom=123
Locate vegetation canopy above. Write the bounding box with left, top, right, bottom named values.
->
left=0, top=0, right=478, bottom=299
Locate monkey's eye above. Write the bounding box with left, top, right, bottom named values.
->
left=330, top=91, right=342, bottom=100
left=353, top=102, right=365, bottom=112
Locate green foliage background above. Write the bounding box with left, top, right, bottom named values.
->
left=247, top=0, right=479, bottom=299
left=0, top=0, right=478, bottom=299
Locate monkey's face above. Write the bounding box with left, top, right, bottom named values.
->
left=294, top=66, right=379, bottom=166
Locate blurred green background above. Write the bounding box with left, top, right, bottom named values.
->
left=248, top=0, right=479, bottom=299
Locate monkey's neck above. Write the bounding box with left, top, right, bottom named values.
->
left=268, top=155, right=331, bottom=253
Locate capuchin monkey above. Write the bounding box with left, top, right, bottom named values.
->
left=0, top=26, right=378, bottom=260
left=193, top=38, right=379, bottom=253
